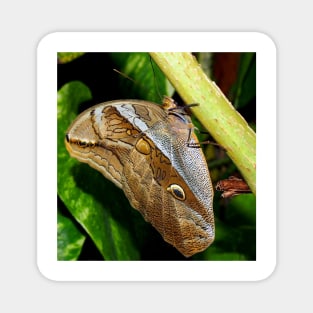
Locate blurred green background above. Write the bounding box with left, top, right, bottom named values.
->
left=57, top=52, right=256, bottom=261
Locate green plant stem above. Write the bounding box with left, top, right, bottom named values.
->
left=150, top=52, right=256, bottom=194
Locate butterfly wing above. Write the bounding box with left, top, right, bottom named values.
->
left=125, top=108, right=215, bottom=257
left=65, top=100, right=166, bottom=189
left=65, top=99, right=214, bottom=257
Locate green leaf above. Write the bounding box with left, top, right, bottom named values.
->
left=217, top=194, right=256, bottom=260
left=57, top=208, right=86, bottom=260
left=58, top=52, right=85, bottom=64
left=57, top=81, right=141, bottom=260
left=198, top=246, right=247, bottom=261
left=225, top=193, right=256, bottom=226
left=109, top=52, right=174, bottom=102
left=232, top=53, right=256, bottom=108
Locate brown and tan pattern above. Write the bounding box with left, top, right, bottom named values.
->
left=65, top=97, right=214, bottom=257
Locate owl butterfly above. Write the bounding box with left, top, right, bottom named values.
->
left=65, top=96, right=214, bottom=257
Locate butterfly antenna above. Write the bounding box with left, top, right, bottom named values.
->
left=113, top=69, right=137, bottom=84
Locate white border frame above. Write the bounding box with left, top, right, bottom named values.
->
left=37, top=32, right=276, bottom=281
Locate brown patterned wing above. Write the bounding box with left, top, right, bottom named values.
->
left=122, top=134, right=214, bottom=257
left=65, top=100, right=167, bottom=189
left=65, top=99, right=214, bottom=257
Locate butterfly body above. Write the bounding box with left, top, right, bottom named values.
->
left=65, top=97, right=214, bottom=257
